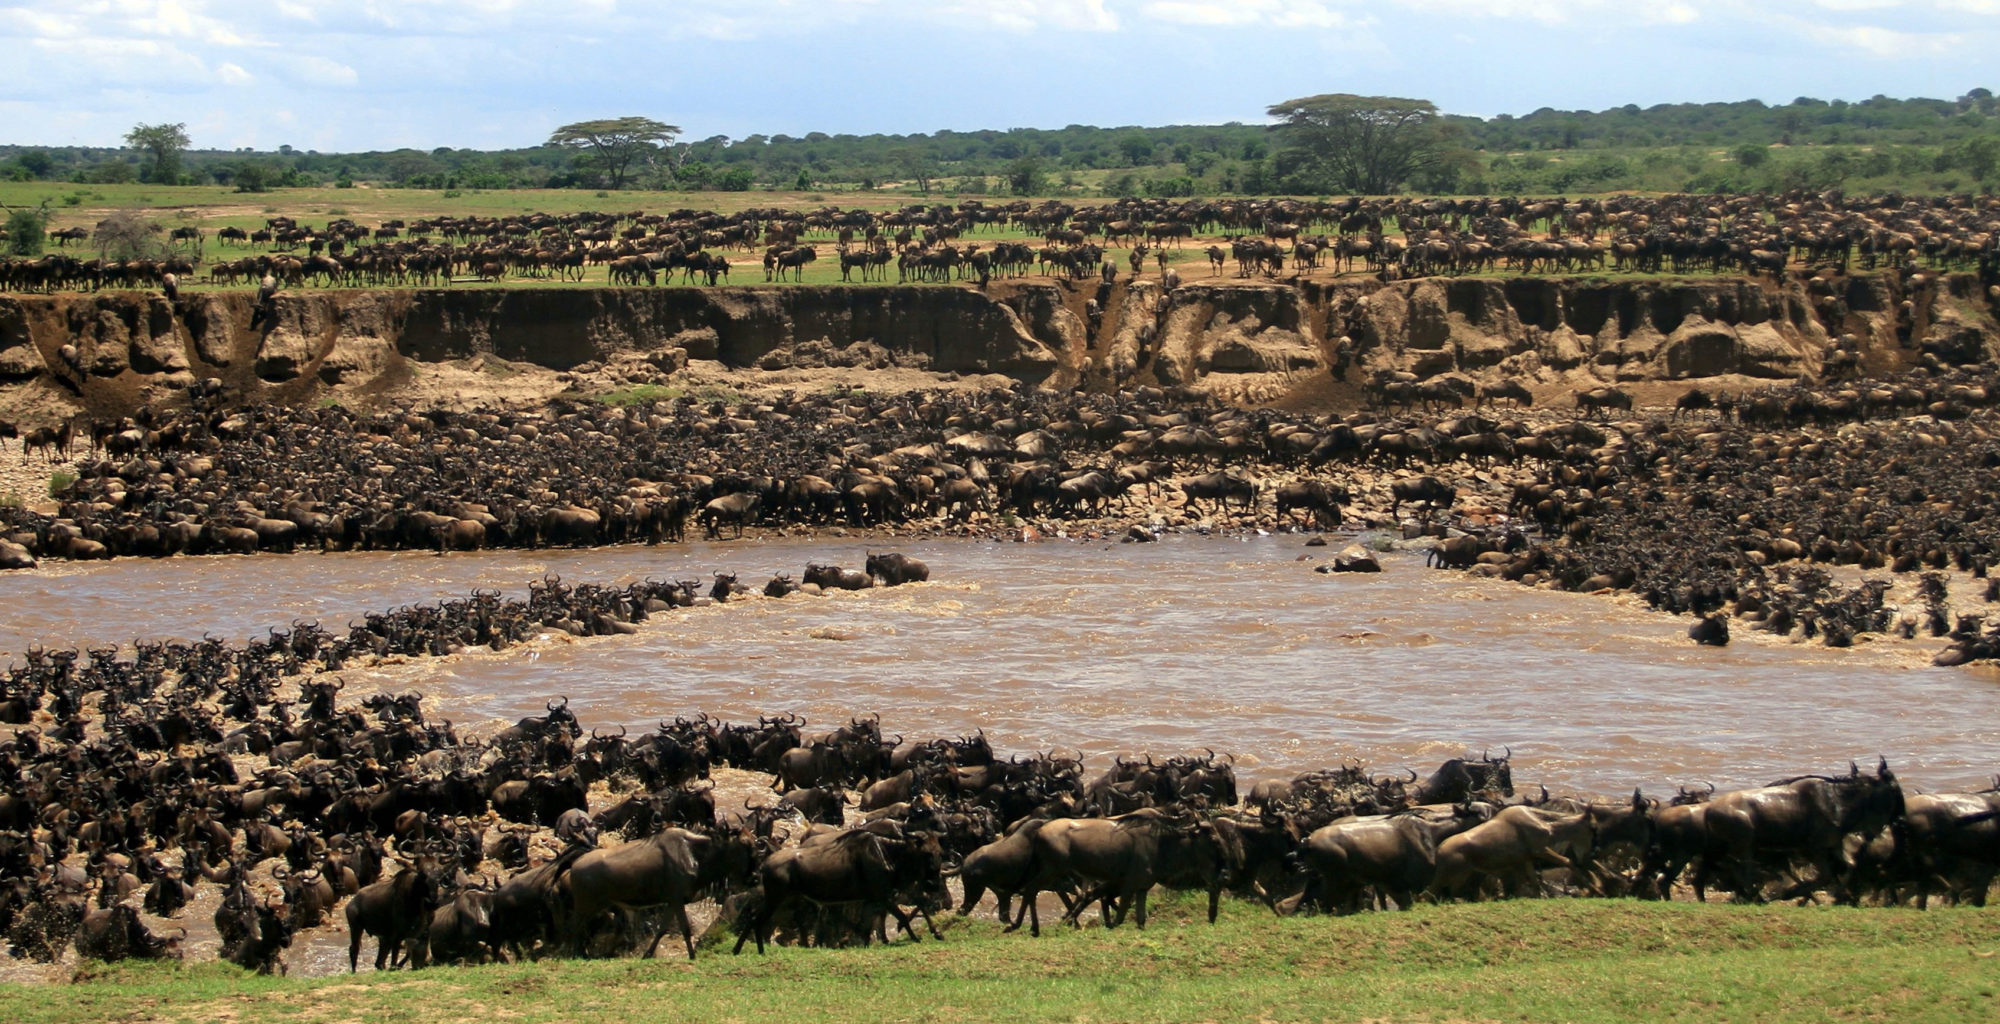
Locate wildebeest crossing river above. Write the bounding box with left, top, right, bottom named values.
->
left=6, top=534, right=1999, bottom=798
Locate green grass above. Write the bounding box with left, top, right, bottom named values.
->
left=11, top=899, right=1996, bottom=1024
left=45, top=471, right=74, bottom=497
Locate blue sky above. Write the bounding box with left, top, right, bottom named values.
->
left=2, top=0, right=1996, bottom=152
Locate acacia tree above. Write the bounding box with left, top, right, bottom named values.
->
left=896, top=147, right=938, bottom=195
left=1267, top=95, right=1461, bottom=194
left=547, top=116, right=679, bottom=190
left=124, top=122, right=191, bottom=184
left=93, top=209, right=166, bottom=261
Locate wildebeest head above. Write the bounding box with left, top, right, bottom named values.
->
left=1584, top=788, right=1655, bottom=857
left=544, top=696, right=581, bottom=739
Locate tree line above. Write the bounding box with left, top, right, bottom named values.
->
left=1, top=89, right=1996, bottom=199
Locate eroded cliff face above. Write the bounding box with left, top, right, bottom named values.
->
left=0, top=270, right=1993, bottom=420
left=1067, top=269, right=1998, bottom=404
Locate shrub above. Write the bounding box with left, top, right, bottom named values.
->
left=4, top=207, right=48, bottom=256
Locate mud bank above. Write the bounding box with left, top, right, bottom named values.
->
left=1, top=270, right=1994, bottom=419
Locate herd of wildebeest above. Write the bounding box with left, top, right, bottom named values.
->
left=5, top=183, right=2000, bottom=971
left=4, top=189, right=1999, bottom=292
left=0, top=586, right=1965, bottom=975
left=10, top=360, right=2000, bottom=663
left=2, top=350, right=2000, bottom=970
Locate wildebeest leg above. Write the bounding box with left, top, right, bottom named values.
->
left=883, top=904, right=933, bottom=942
left=1061, top=882, right=1115, bottom=927
left=1207, top=882, right=1223, bottom=923
left=730, top=897, right=768, bottom=954
left=348, top=928, right=363, bottom=972
left=909, top=903, right=944, bottom=940
left=666, top=904, right=696, bottom=959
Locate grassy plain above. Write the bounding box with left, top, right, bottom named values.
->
left=0, top=181, right=1185, bottom=291
left=5, top=898, right=1995, bottom=1024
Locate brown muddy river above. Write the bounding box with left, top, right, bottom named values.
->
left=7, top=535, right=1999, bottom=797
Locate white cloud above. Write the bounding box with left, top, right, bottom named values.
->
left=1144, top=2, right=1252, bottom=24
left=1142, top=0, right=1356, bottom=27
left=938, top=0, right=1121, bottom=32
left=1798, top=21, right=1966, bottom=56
left=291, top=55, right=359, bottom=87
left=0, top=0, right=1994, bottom=150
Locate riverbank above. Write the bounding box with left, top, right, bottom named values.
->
left=13, top=898, right=1990, bottom=1023
left=3, top=266, right=1992, bottom=425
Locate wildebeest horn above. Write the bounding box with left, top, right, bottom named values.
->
left=617, top=724, right=627, bottom=738
left=549, top=695, right=568, bottom=711
left=1850, top=760, right=1860, bottom=777
left=1502, top=745, right=1511, bottom=760
left=1405, top=768, right=1419, bottom=782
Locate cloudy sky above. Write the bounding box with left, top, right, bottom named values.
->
left=2, top=0, right=1995, bottom=152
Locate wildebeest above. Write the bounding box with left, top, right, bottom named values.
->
left=803, top=563, right=872, bottom=591
left=74, top=904, right=183, bottom=962
left=1410, top=750, right=1513, bottom=805
left=1894, top=790, right=2000, bottom=907
left=415, top=884, right=495, bottom=967
left=1574, top=386, right=1634, bottom=418
left=699, top=492, right=761, bottom=540
left=1478, top=379, right=1534, bottom=407
left=1388, top=475, right=1454, bottom=513
left=487, top=842, right=592, bottom=961
left=1017, top=808, right=1243, bottom=935
left=558, top=827, right=719, bottom=959
left=1301, top=804, right=1492, bottom=913
left=778, top=786, right=848, bottom=826
left=1689, top=612, right=1731, bottom=646
left=1274, top=480, right=1347, bottom=529
left=1179, top=471, right=1257, bottom=514
left=733, top=825, right=949, bottom=953
left=1431, top=804, right=1598, bottom=899
left=491, top=696, right=582, bottom=749
left=345, top=850, right=445, bottom=971
left=1700, top=760, right=1905, bottom=903
left=959, top=818, right=1060, bottom=929
left=865, top=552, right=929, bottom=586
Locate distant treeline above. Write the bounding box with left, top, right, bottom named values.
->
left=3, top=89, right=1997, bottom=198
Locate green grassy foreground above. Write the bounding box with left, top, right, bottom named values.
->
left=10, top=899, right=1997, bottom=1024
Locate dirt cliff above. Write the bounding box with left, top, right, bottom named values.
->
left=0, top=270, right=1993, bottom=422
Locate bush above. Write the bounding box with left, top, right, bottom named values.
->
left=90, top=161, right=137, bottom=184
left=5, top=207, right=48, bottom=257
left=233, top=161, right=278, bottom=193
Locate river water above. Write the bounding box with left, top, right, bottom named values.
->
left=6, top=534, right=1998, bottom=797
